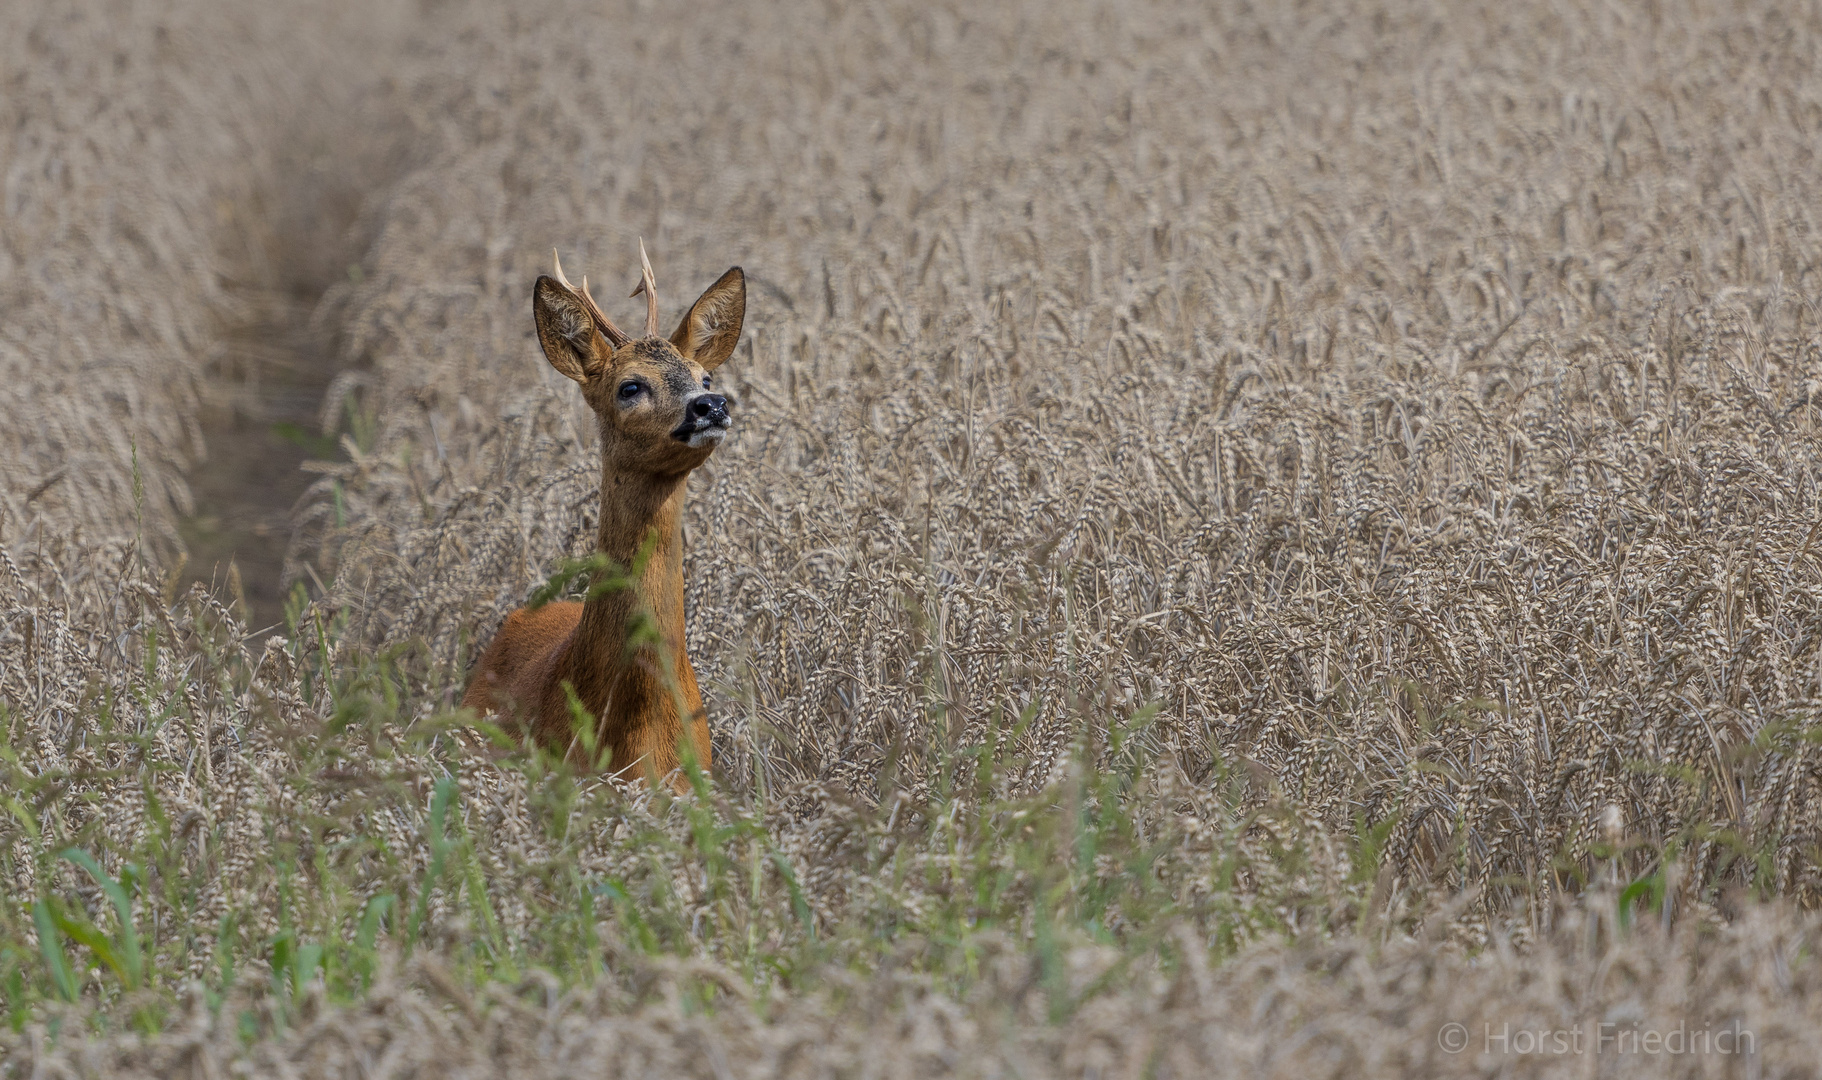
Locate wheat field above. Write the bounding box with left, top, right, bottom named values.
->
left=4, top=0, right=1822, bottom=1074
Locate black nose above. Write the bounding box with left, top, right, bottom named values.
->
left=691, top=394, right=729, bottom=421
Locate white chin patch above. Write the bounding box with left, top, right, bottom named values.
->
left=686, top=427, right=727, bottom=449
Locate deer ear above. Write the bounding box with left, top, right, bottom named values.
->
left=669, top=267, right=745, bottom=371
left=533, top=276, right=609, bottom=383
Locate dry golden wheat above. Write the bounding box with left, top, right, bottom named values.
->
left=313, top=0, right=1822, bottom=909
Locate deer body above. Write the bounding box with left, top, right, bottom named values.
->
left=463, top=246, right=745, bottom=790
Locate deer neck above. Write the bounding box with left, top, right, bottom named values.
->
left=562, top=464, right=692, bottom=760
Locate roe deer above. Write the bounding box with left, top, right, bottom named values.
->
left=463, top=243, right=745, bottom=791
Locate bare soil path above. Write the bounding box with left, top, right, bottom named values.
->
left=177, top=289, right=334, bottom=632
left=175, top=121, right=400, bottom=632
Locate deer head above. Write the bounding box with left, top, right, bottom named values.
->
left=534, top=243, right=746, bottom=478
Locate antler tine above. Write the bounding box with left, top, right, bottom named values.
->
left=552, top=248, right=628, bottom=346
left=630, top=238, right=660, bottom=338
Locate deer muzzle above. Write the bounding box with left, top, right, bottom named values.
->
left=673, top=393, right=731, bottom=446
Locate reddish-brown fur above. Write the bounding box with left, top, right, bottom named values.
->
left=463, top=248, right=744, bottom=791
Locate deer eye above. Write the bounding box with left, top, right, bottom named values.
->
left=701, top=375, right=712, bottom=390
left=617, top=381, right=643, bottom=402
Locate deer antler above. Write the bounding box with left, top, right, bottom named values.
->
left=552, top=249, right=630, bottom=348
left=630, top=238, right=660, bottom=338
